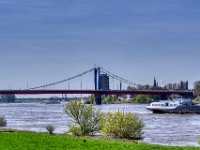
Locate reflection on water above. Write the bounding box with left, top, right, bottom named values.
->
left=0, top=103, right=200, bottom=146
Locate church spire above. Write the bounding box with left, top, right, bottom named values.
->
left=153, top=77, right=157, bottom=87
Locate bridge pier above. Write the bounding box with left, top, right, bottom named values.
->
left=95, top=94, right=102, bottom=105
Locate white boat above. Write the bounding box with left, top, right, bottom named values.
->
left=40, top=100, right=61, bottom=104
left=146, top=98, right=200, bottom=113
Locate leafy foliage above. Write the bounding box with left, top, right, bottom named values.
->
left=103, top=95, right=119, bottom=104
left=100, top=111, right=144, bottom=139
left=64, top=100, right=101, bottom=136
left=194, top=96, right=200, bottom=101
left=135, top=95, right=152, bottom=104
left=45, top=124, right=55, bottom=134
left=103, top=95, right=114, bottom=104
left=0, top=116, right=7, bottom=127
left=68, top=124, right=81, bottom=136
left=88, top=95, right=95, bottom=104
left=194, top=81, right=200, bottom=97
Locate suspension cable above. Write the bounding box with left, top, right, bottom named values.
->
left=100, top=67, right=141, bottom=87
left=28, top=68, right=95, bottom=90
left=27, top=66, right=140, bottom=90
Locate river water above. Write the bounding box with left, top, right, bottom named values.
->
left=0, top=103, right=200, bottom=146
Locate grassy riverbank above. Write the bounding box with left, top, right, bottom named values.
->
left=0, top=130, right=199, bottom=150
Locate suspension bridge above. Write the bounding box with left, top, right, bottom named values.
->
left=0, top=67, right=193, bottom=104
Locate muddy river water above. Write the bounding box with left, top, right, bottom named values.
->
left=0, top=103, right=200, bottom=146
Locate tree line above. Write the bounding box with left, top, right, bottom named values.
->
left=101, top=80, right=200, bottom=104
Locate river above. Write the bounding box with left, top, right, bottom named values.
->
left=0, top=103, right=200, bottom=146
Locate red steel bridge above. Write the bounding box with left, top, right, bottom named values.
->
left=0, top=89, right=193, bottom=96
left=0, top=67, right=193, bottom=104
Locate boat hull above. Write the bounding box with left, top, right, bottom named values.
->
left=147, top=105, right=200, bottom=114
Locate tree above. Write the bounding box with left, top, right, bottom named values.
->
left=137, top=84, right=152, bottom=90
left=103, top=95, right=113, bottom=104
left=88, top=95, right=95, bottom=104
left=194, top=81, right=200, bottom=97
left=127, top=86, right=137, bottom=99
left=135, top=95, right=152, bottom=104
left=103, top=95, right=118, bottom=104
left=127, top=86, right=137, bottom=90
left=64, top=100, right=101, bottom=136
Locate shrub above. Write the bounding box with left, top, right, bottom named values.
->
left=103, top=95, right=114, bottom=104
left=68, top=124, right=81, bottom=136
left=103, top=95, right=119, bottom=104
left=100, top=111, right=144, bottom=139
left=0, top=116, right=7, bottom=127
left=46, top=124, right=55, bottom=134
left=135, top=95, right=152, bottom=104
left=64, top=100, right=101, bottom=136
left=194, top=96, right=200, bottom=102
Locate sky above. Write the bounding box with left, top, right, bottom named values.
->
left=0, top=0, right=200, bottom=91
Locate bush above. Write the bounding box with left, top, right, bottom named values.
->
left=194, top=96, right=200, bottom=102
left=135, top=95, right=152, bottom=104
left=0, top=116, right=7, bottom=127
left=68, top=124, right=81, bottom=136
left=100, top=111, right=144, bottom=139
left=103, top=95, right=119, bottom=104
left=64, top=100, right=101, bottom=136
left=46, top=124, right=55, bottom=134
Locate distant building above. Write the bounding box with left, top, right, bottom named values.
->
left=153, top=77, right=158, bottom=89
left=99, top=74, right=109, bottom=90
left=166, top=81, right=188, bottom=90
left=180, top=81, right=188, bottom=90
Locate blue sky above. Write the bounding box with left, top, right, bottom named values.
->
left=0, top=0, right=200, bottom=90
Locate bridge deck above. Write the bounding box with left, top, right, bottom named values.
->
left=0, top=90, right=193, bottom=95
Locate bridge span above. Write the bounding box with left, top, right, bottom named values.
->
left=0, top=89, right=193, bottom=95
left=0, top=89, right=193, bottom=104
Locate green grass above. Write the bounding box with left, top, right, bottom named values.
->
left=0, top=131, right=199, bottom=150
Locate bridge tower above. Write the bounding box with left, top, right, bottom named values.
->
left=94, top=67, right=98, bottom=90
left=94, top=67, right=103, bottom=105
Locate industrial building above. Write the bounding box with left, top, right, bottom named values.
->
left=99, top=74, right=109, bottom=90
